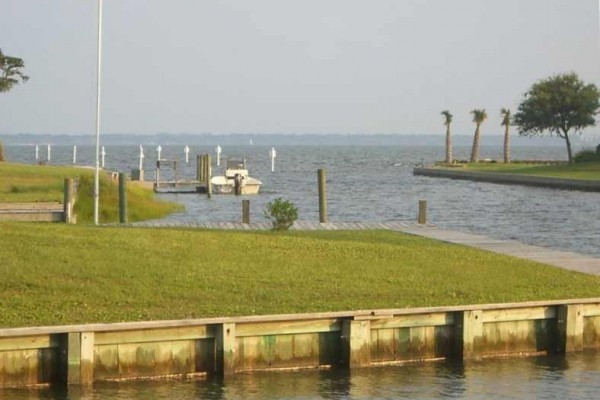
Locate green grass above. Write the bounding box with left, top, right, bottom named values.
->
left=1, top=224, right=599, bottom=328
left=0, top=162, right=181, bottom=223
left=452, top=161, right=600, bottom=180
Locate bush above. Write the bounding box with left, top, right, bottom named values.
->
left=264, top=197, right=298, bottom=230
left=574, top=149, right=600, bottom=163
left=0, top=141, right=5, bottom=162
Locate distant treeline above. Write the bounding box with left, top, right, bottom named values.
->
left=0, top=133, right=566, bottom=147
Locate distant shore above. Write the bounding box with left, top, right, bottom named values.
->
left=414, top=162, right=600, bottom=192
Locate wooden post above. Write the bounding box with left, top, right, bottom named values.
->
left=67, top=332, right=94, bottom=385
left=118, top=172, right=127, bottom=224
left=242, top=200, right=250, bottom=224
left=318, top=169, right=327, bottom=223
left=234, top=174, right=242, bottom=196
left=196, top=154, right=203, bottom=182
left=341, top=319, right=371, bottom=368
left=557, top=304, right=584, bottom=353
left=418, top=200, right=427, bottom=224
left=461, top=309, right=483, bottom=359
left=63, top=178, right=73, bottom=224
left=205, top=154, right=212, bottom=198
left=216, top=323, right=236, bottom=376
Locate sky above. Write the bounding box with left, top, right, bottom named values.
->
left=1, top=0, right=599, bottom=136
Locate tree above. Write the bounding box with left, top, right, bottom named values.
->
left=0, top=48, right=29, bottom=93
left=441, top=110, right=453, bottom=164
left=500, top=108, right=511, bottom=163
left=513, top=72, right=600, bottom=164
left=469, top=109, right=487, bottom=163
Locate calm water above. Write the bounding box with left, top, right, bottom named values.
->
left=2, top=353, right=600, bottom=399
left=5, top=144, right=600, bottom=256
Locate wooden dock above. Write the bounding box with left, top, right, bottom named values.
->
left=130, top=220, right=600, bottom=276
left=0, top=202, right=64, bottom=222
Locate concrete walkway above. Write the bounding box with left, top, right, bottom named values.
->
left=130, top=220, right=600, bottom=276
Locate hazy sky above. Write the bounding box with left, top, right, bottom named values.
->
left=1, top=0, right=599, bottom=136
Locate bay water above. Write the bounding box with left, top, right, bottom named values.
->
left=5, top=144, right=599, bottom=257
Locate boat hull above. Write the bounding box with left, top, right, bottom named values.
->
left=210, top=176, right=261, bottom=195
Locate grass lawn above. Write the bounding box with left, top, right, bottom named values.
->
left=1, top=224, right=599, bottom=328
left=456, top=161, right=600, bottom=180
left=0, top=162, right=181, bottom=223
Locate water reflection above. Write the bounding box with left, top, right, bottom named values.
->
left=4, top=353, right=600, bottom=399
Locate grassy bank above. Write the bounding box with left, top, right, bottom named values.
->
left=452, top=161, right=600, bottom=180
left=0, top=162, right=181, bottom=223
left=1, top=224, right=599, bottom=328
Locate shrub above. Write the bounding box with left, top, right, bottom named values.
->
left=264, top=197, right=298, bottom=230
left=0, top=141, right=5, bottom=162
left=574, top=149, right=600, bottom=163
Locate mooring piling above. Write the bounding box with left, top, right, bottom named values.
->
left=63, top=178, right=74, bottom=224
left=318, top=168, right=327, bottom=223
left=119, top=172, right=127, bottom=224
left=418, top=200, right=427, bottom=224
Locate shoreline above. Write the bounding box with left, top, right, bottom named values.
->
left=1, top=298, right=599, bottom=387
left=413, top=167, right=600, bottom=192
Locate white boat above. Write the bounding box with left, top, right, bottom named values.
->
left=210, top=159, right=262, bottom=195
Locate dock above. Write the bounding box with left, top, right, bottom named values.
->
left=0, top=202, right=64, bottom=222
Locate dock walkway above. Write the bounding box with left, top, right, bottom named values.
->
left=130, top=220, right=600, bottom=276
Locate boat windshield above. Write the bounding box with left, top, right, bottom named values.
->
left=226, top=160, right=245, bottom=169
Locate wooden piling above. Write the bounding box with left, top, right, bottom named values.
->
left=216, top=323, right=236, bottom=376
left=198, top=155, right=205, bottom=183
left=66, top=332, right=94, bottom=386
left=205, top=154, right=212, bottom=198
left=63, top=178, right=74, bottom=224
left=318, top=169, right=327, bottom=223
left=418, top=200, right=427, bottom=224
left=234, top=174, right=242, bottom=196
left=242, top=200, right=250, bottom=224
left=341, top=319, right=371, bottom=367
left=118, top=172, right=127, bottom=224
left=557, top=304, right=584, bottom=353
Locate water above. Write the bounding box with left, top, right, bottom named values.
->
left=2, top=353, right=600, bottom=399
left=5, top=144, right=599, bottom=257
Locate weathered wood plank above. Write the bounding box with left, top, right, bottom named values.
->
left=370, top=313, right=454, bottom=329
left=236, top=319, right=341, bottom=338
left=0, top=335, right=57, bottom=351
left=482, top=307, right=556, bottom=323
left=583, top=316, right=600, bottom=350
left=95, top=325, right=211, bottom=345
left=581, top=303, right=600, bottom=317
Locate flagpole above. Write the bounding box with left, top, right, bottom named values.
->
left=93, top=0, right=103, bottom=225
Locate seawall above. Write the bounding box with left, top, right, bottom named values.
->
left=413, top=168, right=600, bottom=192
left=1, top=298, right=600, bottom=388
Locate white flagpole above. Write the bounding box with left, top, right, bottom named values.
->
left=93, top=0, right=103, bottom=225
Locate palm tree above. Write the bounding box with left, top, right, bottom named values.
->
left=500, top=108, right=511, bottom=164
left=441, top=110, right=453, bottom=164
left=470, top=109, right=487, bottom=163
